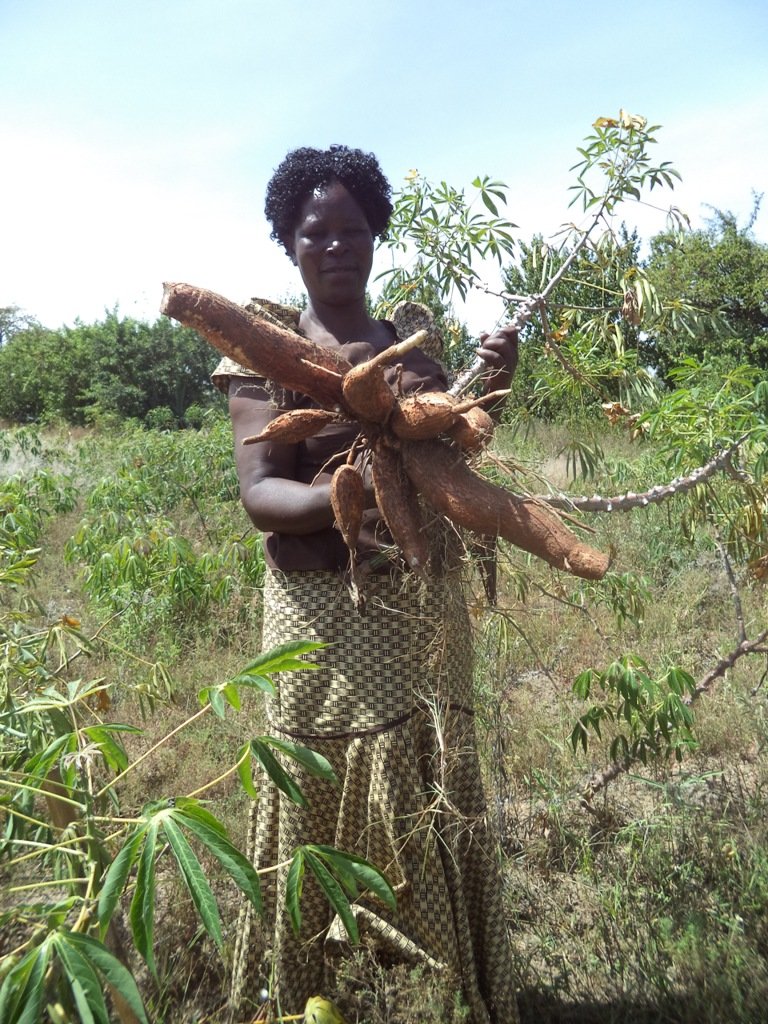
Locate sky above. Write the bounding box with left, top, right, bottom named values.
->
left=1, top=0, right=767, bottom=335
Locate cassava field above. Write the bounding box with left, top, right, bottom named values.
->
left=3, top=414, right=768, bottom=1024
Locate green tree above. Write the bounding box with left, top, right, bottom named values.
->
left=643, top=197, right=768, bottom=377
left=501, top=226, right=647, bottom=417
left=0, top=305, right=39, bottom=346
left=0, top=311, right=222, bottom=426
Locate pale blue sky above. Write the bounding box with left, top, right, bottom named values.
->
left=1, top=0, right=766, bottom=331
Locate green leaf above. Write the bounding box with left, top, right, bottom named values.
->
left=98, top=826, right=147, bottom=938
left=208, top=687, right=226, bottom=719
left=173, top=809, right=262, bottom=916
left=309, top=846, right=395, bottom=911
left=250, top=739, right=307, bottom=807
left=0, top=943, right=47, bottom=1024
left=129, top=821, right=158, bottom=976
left=480, top=191, right=499, bottom=216
left=82, top=726, right=132, bottom=774
left=53, top=934, right=108, bottom=1024
left=285, top=850, right=305, bottom=936
left=236, top=743, right=259, bottom=799
left=162, top=815, right=223, bottom=949
left=227, top=673, right=276, bottom=696
left=171, top=798, right=228, bottom=836
left=261, top=738, right=337, bottom=786
left=64, top=933, right=149, bottom=1024
left=221, top=682, right=241, bottom=711
left=242, top=640, right=324, bottom=676
left=304, top=849, right=359, bottom=944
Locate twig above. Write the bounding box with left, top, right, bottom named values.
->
left=539, top=435, right=750, bottom=513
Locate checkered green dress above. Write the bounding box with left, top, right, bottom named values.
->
left=228, top=563, right=518, bottom=1023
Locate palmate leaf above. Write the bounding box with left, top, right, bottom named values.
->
left=259, top=738, right=337, bottom=786
left=249, top=739, right=307, bottom=807
left=308, top=845, right=396, bottom=912
left=241, top=639, right=325, bottom=677
left=286, top=843, right=396, bottom=944
left=53, top=934, right=108, bottom=1024
left=172, top=804, right=262, bottom=917
left=64, top=932, right=149, bottom=1024
left=303, top=849, right=358, bottom=944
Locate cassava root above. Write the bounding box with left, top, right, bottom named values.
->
left=161, top=282, right=610, bottom=579
left=402, top=439, right=610, bottom=580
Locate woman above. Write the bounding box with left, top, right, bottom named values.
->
left=213, top=145, right=519, bottom=1023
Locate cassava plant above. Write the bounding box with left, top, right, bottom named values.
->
left=1, top=487, right=394, bottom=1022
left=1, top=625, right=394, bottom=1021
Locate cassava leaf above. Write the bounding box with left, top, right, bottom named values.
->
left=0, top=943, right=48, bottom=1024
left=285, top=849, right=305, bottom=936
left=260, top=738, right=337, bottom=786
left=304, top=849, right=358, bottom=944
left=53, top=934, right=108, bottom=1024
left=162, top=815, right=223, bottom=949
left=308, top=845, right=396, bottom=911
left=250, top=739, right=306, bottom=807
left=129, top=821, right=158, bottom=976
left=172, top=808, right=262, bottom=916
left=64, top=932, right=149, bottom=1024
left=98, top=826, right=147, bottom=938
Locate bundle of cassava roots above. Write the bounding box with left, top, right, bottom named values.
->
left=160, top=283, right=610, bottom=582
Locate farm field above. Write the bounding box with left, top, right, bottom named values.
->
left=3, top=417, right=768, bottom=1023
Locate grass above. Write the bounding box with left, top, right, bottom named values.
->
left=3, top=418, right=768, bottom=1022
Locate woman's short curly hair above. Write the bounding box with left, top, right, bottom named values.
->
left=265, top=145, right=393, bottom=253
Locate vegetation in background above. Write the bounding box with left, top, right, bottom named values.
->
left=2, top=112, right=768, bottom=1022
left=0, top=309, right=223, bottom=426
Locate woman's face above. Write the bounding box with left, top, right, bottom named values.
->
left=286, top=181, right=374, bottom=306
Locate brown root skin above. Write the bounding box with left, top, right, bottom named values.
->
left=342, top=360, right=397, bottom=424
left=389, top=389, right=509, bottom=443
left=242, top=409, right=346, bottom=446
left=161, top=282, right=351, bottom=408
left=390, top=392, right=459, bottom=440
left=447, top=406, right=495, bottom=451
left=371, top=441, right=429, bottom=575
left=331, top=464, right=366, bottom=551
left=402, top=439, right=610, bottom=580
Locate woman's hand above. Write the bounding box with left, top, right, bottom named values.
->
left=476, top=325, right=519, bottom=393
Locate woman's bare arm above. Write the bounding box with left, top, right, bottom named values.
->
left=228, top=379, right=335, bottom=534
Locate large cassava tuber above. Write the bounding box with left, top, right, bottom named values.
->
left=161, top=282, right=610, bottom=581
left=371, top=441, right=429, bottom=575
left=401, top=439, right=610, bottom=580
left=160, top=282, right=351, bottom=409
